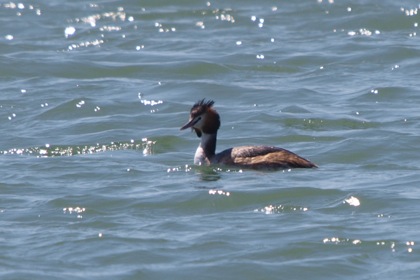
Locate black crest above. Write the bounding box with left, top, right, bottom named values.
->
left=190, top=99, right=215, bottom=118
left=196, top=98, right=215, bottom=107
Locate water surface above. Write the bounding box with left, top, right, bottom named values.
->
left=1, top=0, right=420, bottom=279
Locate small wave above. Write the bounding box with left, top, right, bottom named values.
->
left=322, top=237, right=415, bottom=254
left=0, top=138, right=155, bottom=158
left=254, top=204, right=309, bottom=214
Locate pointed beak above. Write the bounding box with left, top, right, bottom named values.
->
left=180, top=118, right=196, bottom=130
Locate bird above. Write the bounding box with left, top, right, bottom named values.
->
left=180, top=99, right=317, bottom=169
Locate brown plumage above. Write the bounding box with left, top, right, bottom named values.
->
left=180, top=99, right=317, bottom=169
left=215, top=146, right=316, bottom=169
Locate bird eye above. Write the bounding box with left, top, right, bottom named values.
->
left=191, top=116, right=201, bottom=126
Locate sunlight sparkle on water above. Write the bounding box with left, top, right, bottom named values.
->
left=216, top=14, right=235, bottom=23
left=64, top=26, right=76, bottom=38
left=73, top=9, right=127, bottom=27
left=139, top=95, right=163, bottom=108
left=322, top=238, right=416, bottom=253
left=0, top=140, right=153, bottom=157
left=100, top=26, right=121, bottom=32
left=391, top=64, right=400, bottom=70
left=7, top=113, right=16, bottom=121
left=213, top=8, right=235, bottom=23
left=255, top=204, right=308, bottom=215
left=323, top=237, right=366, bottom=245
left=406, top=241, right=415, bottom=253
left=76, top=100, right=85, bottom=108
left=141, top=138, right=156, bottom=156
left=209, top=189, right=230, bottom=197
left=402, top=7, right=418, bottom=16
left=167, top=164, right=192, bottom=173
left=63, top=207, right=86, bottom=219
left=67, top=39, right=104, bottom=51
left=348, top=29, right=380, bottom=37
left=196, top=21, right=205, bottom=29
left=344, top=196, right=360, bottom=206
left=63, top=207, right=85, bottom=214
left=3, top=2, right=39, bottom=14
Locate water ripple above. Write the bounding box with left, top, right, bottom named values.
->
left=0, top=138, right=155, bottom=157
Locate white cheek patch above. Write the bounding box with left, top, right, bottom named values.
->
left=192, top=115, right=205, bottom=128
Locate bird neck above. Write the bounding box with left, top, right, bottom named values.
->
left=194, top=132, right=217, bottom=165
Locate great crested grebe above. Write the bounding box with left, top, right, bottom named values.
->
left=180, top=99, right=317, bottom=169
